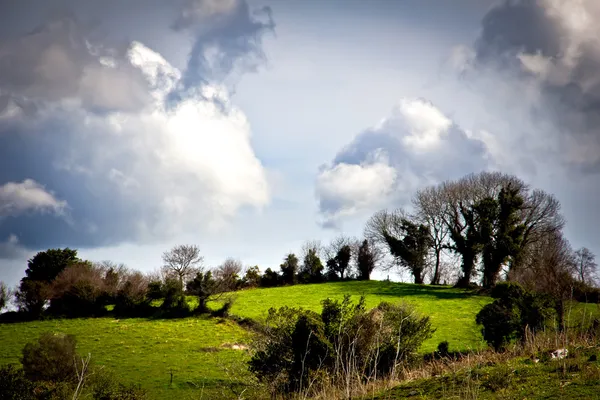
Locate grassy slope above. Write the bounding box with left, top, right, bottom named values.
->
left=374, top=350, right=600, bottom=399
left=225, top=281, right=492, bottom=352
left=0, top=281, right=501, bottom=399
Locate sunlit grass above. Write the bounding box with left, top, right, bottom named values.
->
left=1, top=280, right=597, bottom=399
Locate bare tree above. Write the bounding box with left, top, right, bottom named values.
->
left=574, top=247, right=598, bottom=286
left=511, top=230, right=577, bottom=330
left=215, top=258, right=243, bottom=292
left=162, top=244, right=203, bottom=285
left=413, top=187, right=450, bottom=285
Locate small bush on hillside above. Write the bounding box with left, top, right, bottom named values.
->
left=476, top=282, right=555, bottom=351
left=21, top=332, right=78, bottom=383
left=249, top=295, right=434, bottom=396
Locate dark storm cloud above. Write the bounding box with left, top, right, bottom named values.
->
left=471, top=0, right=600, bottom=169
left=171, top=0, right=275, bottom=91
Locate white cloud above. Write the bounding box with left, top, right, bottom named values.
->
left=0, top=179, right=66, bottom=217
left=396, top=98, right=452, bottom=151
left=316, top=151, right=397, bottom=225
left=316, top=98, right=491, bottom=227
left=0, top=30, right=270, bottom=248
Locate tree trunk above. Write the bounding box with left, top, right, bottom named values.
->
left=456, top=256, right=475, bottom=288
left=414, top=272, right=424, bottom=285
left=430, top=250, right=441, bottom=285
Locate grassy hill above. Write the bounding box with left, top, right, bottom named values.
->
left=0, top=281, right=490, bottom=399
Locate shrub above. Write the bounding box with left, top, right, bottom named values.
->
left=21, top=333, right=78, bottom=383
left=211, top=297, right=236, bottom=318
left=187, top=270, right=217, bottom=313
left=260, top=268, right=280, bottom=288
left=476, top=282, right=555, bottom=350
left=49, top=262, right=108, bottom=318
left=160, top=278, right=188, bottom=316
left=249, top=306, right=331, bottom=394
left=0, top=365, right=36, bottom=400
left=249, top=296, right=435, bottom=396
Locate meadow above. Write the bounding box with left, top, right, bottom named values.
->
left=1, top=281, right=597, bottom=399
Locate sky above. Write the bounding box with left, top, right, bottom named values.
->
left=1, top=0, right=600, bottom=286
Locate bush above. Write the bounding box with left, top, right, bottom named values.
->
left=249, top=295, right=435, bottom=396
left=0, top=365, right=36, bottom=400
left=476, top=282, right=555, bottom=350
left=21, top=333, right=78, bottom=383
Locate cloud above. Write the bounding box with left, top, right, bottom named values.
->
left=468, top=0, right=600, bottom=170
left=0, top=234, right=29, bottom=260
left=0, top=7, right=273, bottom=252
left=0, top=179, right=66, bottom=218
left=316, top=152, right=397, bottom=225
left=171, top=0, right=275, bottom=91
left=0, top=18, right=151, bottom=114
left=316, top=98, right=491, bottom=227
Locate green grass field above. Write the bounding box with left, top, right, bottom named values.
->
left=0, top=281, right=489, bottom=399
left=1, top=281, right=596, bottom=399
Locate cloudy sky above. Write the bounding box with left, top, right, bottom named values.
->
left=1, top=0, right=599, bottom=286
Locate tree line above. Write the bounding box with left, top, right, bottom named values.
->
left=365, top=171, right=597, bottom=289
left=0, top=237, right=380, bottom=320
left=0, top=171, right=597, bottom=323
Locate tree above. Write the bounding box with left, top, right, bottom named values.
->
left=242, top=266, right=261, bottom=288
left=215, top=258, right=242, bottom=292
left=420, top=172, right=564, bottom=288
left=475, top=283, right=554, bottom=350
left=510, top=230, right=577, bottom=330
left=49, top=261, right=107, bottom=317
left=323, top=235, right=355, bottom=280
left=574, top=247, right=597, bottom=286
left=17, top=248, right=79, bottom=316
left=413, top=187, right=451, bottom=284
left=161, top=244, right=203, bottom=285
left=474, top=184, right=526, bottom=288
left=357, top=240, right=376, bottom=280
left=365, top=210, right=432, bottom=284
left=0, top=281, right=9, bottom=311
left=23, top=248, right=79, bottom=283
left=260, top=268, right=280, bottom=288
left=299, top=243, right=324, bottom=284
left=280, top=254, right=299, bottom=285
left=186, top=270, right=217, bottom=313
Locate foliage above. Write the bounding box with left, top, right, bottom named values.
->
left=280, top=253, right=299, bottom=285
left=0, top=364, right=36, bottom=400
left=21, top=332, right=78, bottom=383
left=242, top=265, right=261, bottom=288
left=0, top=281, right=9, bottom=311
left=186, top=270, right=217, bottom=313
left=357, top=240, right=376, bottom=280
left=249, top=295, right=434, bottom=395
left=383, top=219, right=432, bottom=284
left=299, top=248, right=325, bottom=284
left=260, top=268, right=280, bottom=288
left=48, top=261, right=108, bottom=317
left=474, top=184, right=526, bottom=288
left=475, top=282, right=555, bottom=350
left=16, top=248, right=79, bottom=317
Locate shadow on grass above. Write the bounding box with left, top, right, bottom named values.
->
left=325, top=280, right=483, bottom=300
